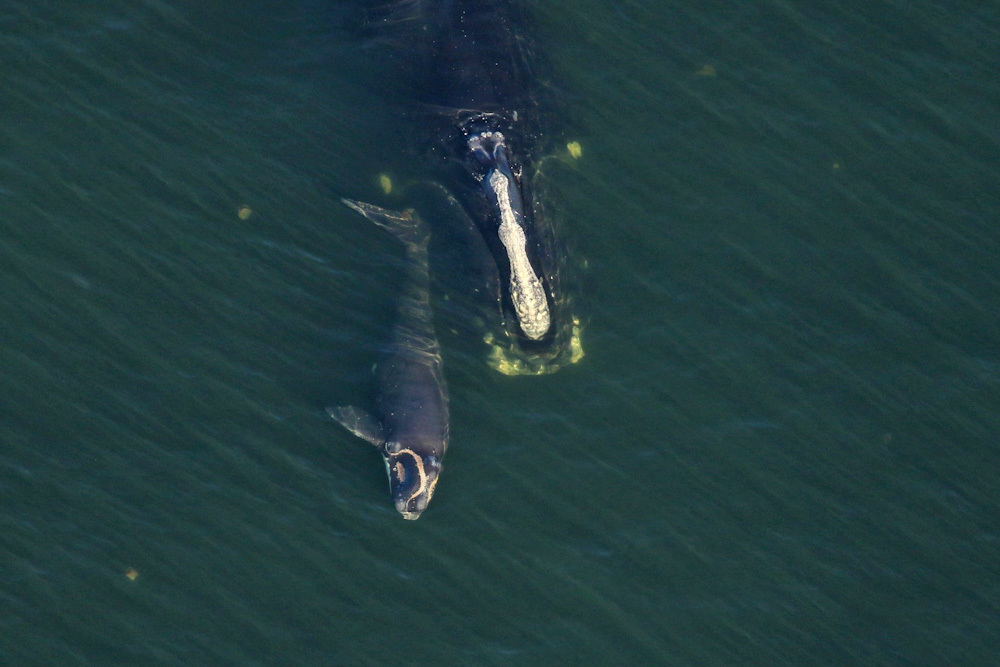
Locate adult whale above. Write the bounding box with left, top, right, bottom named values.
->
left=356, top=0, right=582, bottom=374
left=328, top=200, right=449, bottom=520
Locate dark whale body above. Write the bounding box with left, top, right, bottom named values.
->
left=329, top=201, right=448, bottom=520
left=357, top=0, right=581, bottom=374
left=329, top=1, right=580, bottom=517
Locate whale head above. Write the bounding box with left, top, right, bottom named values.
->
left=383, top=443, right=443, bottom=520
left=467, top=130, right=552, bottom=342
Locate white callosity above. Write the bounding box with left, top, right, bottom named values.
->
left=488, top=169, right=551, bottom=340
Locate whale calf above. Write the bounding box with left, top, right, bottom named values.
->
left=328, top=200, right=449, bottom=520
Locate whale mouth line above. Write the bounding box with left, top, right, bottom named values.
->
left=385, top=447, right=441, bottom=519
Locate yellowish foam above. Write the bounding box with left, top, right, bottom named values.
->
left=486, top=318, right=584, bottom=375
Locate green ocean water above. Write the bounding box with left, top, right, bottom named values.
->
left=2, top=0, right=998, bottom=663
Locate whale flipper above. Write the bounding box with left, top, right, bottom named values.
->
left=341, top=199, right=428, bottom=247
left=327, top=405, right=384, bottom=447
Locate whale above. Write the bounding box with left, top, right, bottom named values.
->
left=328, top=199, right=449, bottom=520
left=353, top=0, right=582, bottom=374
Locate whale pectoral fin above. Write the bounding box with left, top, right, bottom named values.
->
left=341, top=199, right=428, bottom=246
left=327, top=406, right=384, bottom=447
left=341, top=198, right=408, bottom=224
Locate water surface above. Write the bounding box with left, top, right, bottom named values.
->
left=2, top=1, right=998, bottom=663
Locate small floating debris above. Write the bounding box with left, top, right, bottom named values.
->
left=566, top=141, right=582, bottom=159
left=125, top=568, right=139, bottom=581
left=569, top=317, right=585, bottom=365
left=237, top=205, right=253, bottom=220
left=379, top=174, right=393, bottom=194
left=697, top=64, right=717, bottom=77
left=832, top=162, right=841, bottom=171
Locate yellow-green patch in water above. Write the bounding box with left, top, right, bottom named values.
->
left=485, top=318, right=584, bottom=376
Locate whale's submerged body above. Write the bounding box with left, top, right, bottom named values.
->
left=329, top=201, right=449, bottom=520
left=358, top=0, right=582, bottom=374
